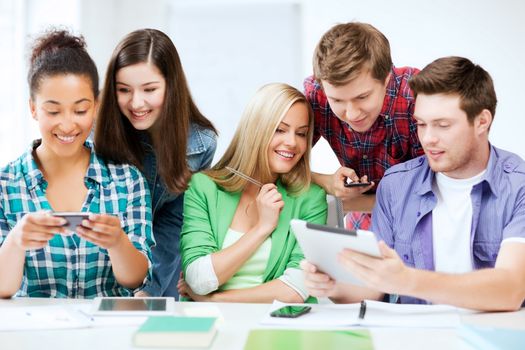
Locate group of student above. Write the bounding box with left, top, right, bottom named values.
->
left=0, top=21, right=523, bottom=312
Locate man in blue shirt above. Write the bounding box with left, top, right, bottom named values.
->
left=302, top=56, right=525, bottom=311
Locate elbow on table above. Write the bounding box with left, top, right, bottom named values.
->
left=0, top=288, right=16, bottom=299
left=278, top=288, right=305, bottom=304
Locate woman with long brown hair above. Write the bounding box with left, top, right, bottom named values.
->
left=95, top=28, right=217, bottom=298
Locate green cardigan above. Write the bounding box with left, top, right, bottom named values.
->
left=180, top=172, right=327, bottom=287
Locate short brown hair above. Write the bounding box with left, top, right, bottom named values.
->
left=409, top=56, right=497, bottom=123
left=313, top=22, right=392, bottom=86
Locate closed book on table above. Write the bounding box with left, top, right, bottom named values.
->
left=243, top=329, right=374, bottom=350
left=458, top=324, right=525, bottom=350
left=133, top=316, right=217, bottom=348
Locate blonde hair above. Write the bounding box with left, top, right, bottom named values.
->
left=313, top=22, right=392, bottom=86
left=206, top=83, right=313, bottom=195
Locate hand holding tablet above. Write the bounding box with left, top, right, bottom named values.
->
left=291, top=219, right=381, bottom=285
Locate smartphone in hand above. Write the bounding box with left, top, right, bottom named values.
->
left=52, top=212, right=90, bottom=231
left=344, top=177, right=371, bottom=188
left=270, top=305, right=311, bottom=318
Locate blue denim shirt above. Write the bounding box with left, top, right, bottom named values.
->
left=141, top=123, right=217, bottom=297
left=372, top=145, right=525, bottom=304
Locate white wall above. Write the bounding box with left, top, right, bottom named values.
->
left=1, top=0, right=524, bottom=171
left=303, top=0, right=525, bottom=172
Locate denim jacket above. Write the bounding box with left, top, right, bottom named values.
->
left=141, top=123, right=217, bottom=297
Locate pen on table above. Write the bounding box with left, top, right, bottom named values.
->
left=225, top=166, right=263, bottom=187
left=358, top=300, right=367, bottom=320
left=78, top=309, right=95, bottom=322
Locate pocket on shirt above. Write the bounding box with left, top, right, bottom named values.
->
left=472, top=241, right=500, bottom=268
left=393, top=241, right=415, bottom=267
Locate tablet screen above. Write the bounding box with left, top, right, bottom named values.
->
left=98, top=298, right=167, bottom=312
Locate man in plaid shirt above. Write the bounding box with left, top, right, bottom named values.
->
left=305, top=22, right=424, bottom=229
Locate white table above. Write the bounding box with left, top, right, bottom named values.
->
left=0, top=298, right=523, bottom=350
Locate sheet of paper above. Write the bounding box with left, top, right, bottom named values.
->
left=260, top=300, right=460, bottom=328
left=73, top=304, right=148, bottom=327
left=0, top=305, right=91, bottom=331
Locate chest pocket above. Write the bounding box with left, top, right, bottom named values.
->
left=472, top=241, right=500, bottom=269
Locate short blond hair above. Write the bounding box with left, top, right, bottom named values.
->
left=206, top=83, right=313, bottom=195
left=313, top=22, right=392, bottom=86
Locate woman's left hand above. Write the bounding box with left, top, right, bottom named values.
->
left=76, top=213, right=126, bottom=250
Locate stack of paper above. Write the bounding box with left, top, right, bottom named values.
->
left=0, top=305, right=91, bottom=331
left=261, top=300, right=460, bottom=328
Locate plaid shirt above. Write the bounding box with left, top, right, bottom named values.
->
left=305, top=66, right=424, bottom=191
left=0, top=140, right=154, bottom=298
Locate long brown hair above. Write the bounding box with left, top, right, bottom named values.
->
left=95, top=28, right=216, bottom=193
left=206, top=83, right=313, bottom=196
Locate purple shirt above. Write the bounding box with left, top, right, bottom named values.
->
left=371, top=145, right=525, bottom=304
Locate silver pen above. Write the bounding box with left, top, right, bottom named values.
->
left=225, top=166, right=263, bottom=187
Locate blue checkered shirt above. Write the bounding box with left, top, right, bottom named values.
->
left=0, top=140, right=154, bottom=298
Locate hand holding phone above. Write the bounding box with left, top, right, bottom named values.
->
left=51, top=212, right=90, bottom=232
left=270, top=305, right=311, bottom=318
left=344, top=177, right=372, bottom=188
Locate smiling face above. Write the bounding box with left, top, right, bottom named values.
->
left=267, top=102, right=309, bottom=177
left=30, top=74, right=96, bottom=158
left=321, top=70, right=389, bottom=132
left=115, top=62, right=166, bottom=131
left=414, top=93, right=491, bottom=179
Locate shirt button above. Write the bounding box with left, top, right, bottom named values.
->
left=363, top=155, right=368, bottom=160
left=403, top=254, right=409, bottom=260
left=384, top=115, right=390, bottom=120
left=417, top=211, right=421, bottom=217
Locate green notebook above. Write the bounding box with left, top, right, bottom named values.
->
left=133, top=316, right=217, bottom=348
left=243, top=329, right=374, bottom=350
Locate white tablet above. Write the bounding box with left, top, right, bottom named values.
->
left=291, top=219, right=382, bottom=285
left=91, top=297, right=175, bottom=316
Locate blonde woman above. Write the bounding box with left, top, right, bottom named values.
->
left=178, top=83, right=327, bottom=303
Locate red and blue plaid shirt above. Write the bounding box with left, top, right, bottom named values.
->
left=304, top=66, right=424, bottom=192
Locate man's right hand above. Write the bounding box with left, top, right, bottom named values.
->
left=315, top=167, right=374, bottom=198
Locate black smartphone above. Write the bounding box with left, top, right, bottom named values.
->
left=344, top=177, right=371, bottom=187
left=270, top=305, right=311, bottom=318
left=52, top=212, right=90, bottom=231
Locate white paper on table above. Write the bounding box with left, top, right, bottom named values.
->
left=72, top=304, right=148, bottom=327
left=0, top=305, right=91, bottom=331
left=260, top=300, right=461, bottom=328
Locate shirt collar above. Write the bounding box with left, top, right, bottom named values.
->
left=478, top=144, right=500, bottom=198
left=379, top=66, right=400, bottom=119
left=22, top=140, right=46, bottom=191
left=415, top=144, right=497, bottom=197
left=22, top=139, right=109, bottom=190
